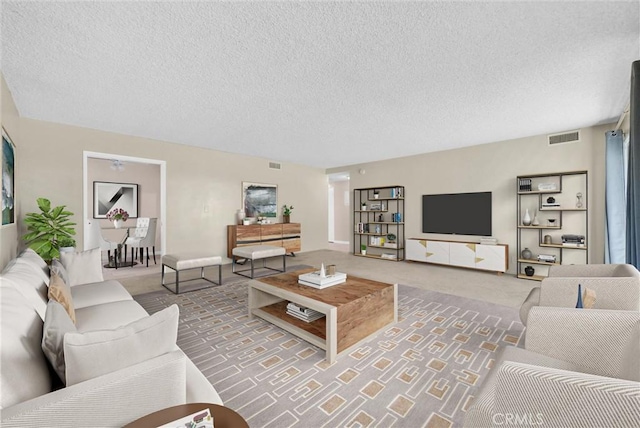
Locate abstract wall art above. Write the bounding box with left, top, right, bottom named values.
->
left=2, top=128, right=15, bottom=226
left=93, top=181, right=139, bottom=218
left=242, top=182, right=277, bottom=218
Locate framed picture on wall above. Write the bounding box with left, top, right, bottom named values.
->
left=242, top=182, right=277, bottom=218
left=93, top=181, right=139, bottom=218
left=2, top=128, right=15, bottom=226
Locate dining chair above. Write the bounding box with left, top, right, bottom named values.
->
left=86, top=219, right=121, bottom=268
left=125, top=217, right=158, bottom=267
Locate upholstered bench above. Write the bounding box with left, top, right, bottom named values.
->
left=161, top=253, right=222, bottom=294
left=232, top=245, right=286, bottom=278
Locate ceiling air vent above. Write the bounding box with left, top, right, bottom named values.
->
left=269, top=161, right=281, bottom=170
left=548, top=130, right=580, bottom=146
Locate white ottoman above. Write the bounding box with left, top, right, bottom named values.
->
left=232, top=245, right=286, bottom=278
left=162, top=252, right=222, bottom=294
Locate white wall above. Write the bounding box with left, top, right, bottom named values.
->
left=329, top=125, right=610, bottom=274
left=12, top=118, right=328, bottom=263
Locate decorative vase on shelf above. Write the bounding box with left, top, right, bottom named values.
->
left=521, top=248, right=533, bottom=260
left=524, top=266, right=535, bottom=277
left=283, top=214, right=290, bottom=224
left=522, top=209, right=532, bottom=226
left=236, top=209, right=245, bottom=225
left=113, top=219, right=123, bottom=229
left=531, top=210, right=540, bottom=226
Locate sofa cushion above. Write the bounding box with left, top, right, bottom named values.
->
left=0, top=283, right=52, bottom=409
left=13, top=257, right=50, bottom=286
left=1, top=259, right=49, bottom=320
left=64, top=305, right=179, bottom=386
left=60, top=248, right=104, bottom=286
left=48, top=273, right=76, bottom=324
left=50, top=259, right=70, bottom=288
left=41, top=300, right=77, bottom=384
left=74, top=300, right=149, bottom=332
left=70, top=280, right=133, bottom=310
left=17, top=248, right=49, bottom=277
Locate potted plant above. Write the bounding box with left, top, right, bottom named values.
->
left=361, top=244, right=367, bottom=255
left=22, top=197, right=76, bottom=263
left=373, top=189, right=379, bottom=199
left=57, top=236, right=77, bottom=254
left=242, top=218, right=251, bottom=225
left=282, top=205, right=294, bottom=224
left=361, top=202, right=367, bottom=211
left=106, top=208, right=129, bottom=228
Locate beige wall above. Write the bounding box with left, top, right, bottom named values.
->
left=12, top=118, right=328, bottom=264
left=329, top=125, right=610, bottom=274
left=87, top=158, right=161, bottom=249
left=331, top=180, right=351, bottom=242
left=1, top=75, right=20, bottom=269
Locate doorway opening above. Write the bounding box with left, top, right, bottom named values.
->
left=328, top=172, right=350, bottom=252
left=82, top=151, right=166, bottom=277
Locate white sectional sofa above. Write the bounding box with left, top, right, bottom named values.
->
left=0, top=248, right=222, bottom=427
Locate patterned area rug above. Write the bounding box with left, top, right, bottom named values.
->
left=134, top=279, right=524, bottom=428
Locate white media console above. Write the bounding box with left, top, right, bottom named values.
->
left=406, top=238, right=508, bottom=273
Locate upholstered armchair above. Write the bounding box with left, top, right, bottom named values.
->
left=465, top=307, right=640, bottom=427
left=86, top=220, right=121, bottom=268
left=125, top=218, right=158, bottom=267
left=519, top=264, right=640, bottom=325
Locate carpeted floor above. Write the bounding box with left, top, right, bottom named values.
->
left=134, top=277, right=524, bottom=428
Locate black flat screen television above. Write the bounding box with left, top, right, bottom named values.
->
left=422, top=192, right=492, bottom=236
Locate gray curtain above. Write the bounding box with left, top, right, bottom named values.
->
left=628, top=60, right=640, bottom=268
left=605, top=130, right=626, bottom=263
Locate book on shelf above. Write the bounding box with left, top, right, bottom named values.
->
left=370, top=236, right=386, bottom=246
left=383, top=242, right=398, bottom=248
left=286, top=302, right=325, bottom=322
left=287, top=309, right=325, bottom=322
left=519, top=178, right=532, bottom=192
left=381, top=253, right=397, bottom=260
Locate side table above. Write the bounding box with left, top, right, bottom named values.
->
left=124, top=403, right=248, bottom=428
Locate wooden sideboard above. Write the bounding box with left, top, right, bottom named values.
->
left=227, top=223, right=301, bottom=258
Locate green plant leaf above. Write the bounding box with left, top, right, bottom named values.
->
left=36, top=198, right=51, bottom=212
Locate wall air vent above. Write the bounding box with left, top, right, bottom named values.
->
left=269, top=161, right=282, bottom=170
left=548, top=130, right=580, bottom=146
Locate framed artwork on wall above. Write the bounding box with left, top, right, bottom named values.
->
left=93, top=181, right=139, bottom=218
left=2, top=128, right=15, bottom=226
left=242, top=182, right=277, bottom=218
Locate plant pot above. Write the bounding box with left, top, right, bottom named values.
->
left=113, top=219, right=123, bottom=229
left=283, top=214, right=290, bottom=224
left=242, top=220, right=250, bottom=226
left=361, top=250, right=367, bottom=256
left=59, top=246, right=75, bottom=254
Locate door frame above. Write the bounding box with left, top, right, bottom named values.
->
left=82, top=151, right=167, bottom=255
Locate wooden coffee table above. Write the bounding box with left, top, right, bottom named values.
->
left=248, top=268, right=397, bottom=364
left=124, top=403, right=248, bottom=427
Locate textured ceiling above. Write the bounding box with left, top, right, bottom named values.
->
left=2, top=1, right=638, bottom=169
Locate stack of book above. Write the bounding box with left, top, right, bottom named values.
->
left=286, top=302, right=324, bottom=323
left=298, top=271, right=347, bottom=288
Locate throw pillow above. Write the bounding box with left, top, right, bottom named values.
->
left=48, top=272, right=76, bottom=324
left=42, top=300, right=77, bottom=384
left=50, top=259, right=70, bottom=287
left=64, top=305, right=179, bottom=386
left=583, top=287, right=596, bottom=309
left=60, top=247, right=104, bottom=286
